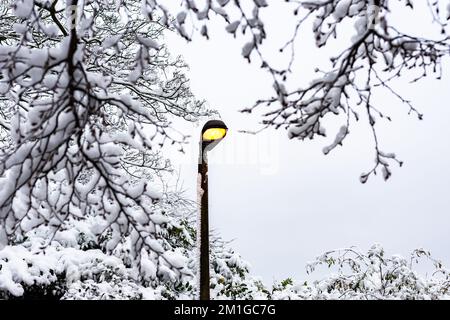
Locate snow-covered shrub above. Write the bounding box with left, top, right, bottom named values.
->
left=209, top=238, right=268, bottom=300
left=270, top=244, right=450, bottom=300
left=0, top=195, right=266, bottom=300
left=4, top=231, right=450, bottom=300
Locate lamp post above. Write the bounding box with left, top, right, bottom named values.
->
left=198, top=120, right=228, bottom=300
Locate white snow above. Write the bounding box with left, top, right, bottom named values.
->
left=137, top=35, right=160, bottom=50
left=14, top=0, right=33, bottom=18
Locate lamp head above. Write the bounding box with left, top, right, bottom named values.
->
left=201, top=120, right=228, bottom=150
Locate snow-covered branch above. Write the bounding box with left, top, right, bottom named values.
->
left=0, top=0, right=211, bottom=285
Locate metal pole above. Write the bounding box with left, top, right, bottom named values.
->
left=197, top=120, right=227, bottom=301
left=198, top=144, right=210, bottom=300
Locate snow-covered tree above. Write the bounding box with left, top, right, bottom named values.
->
left=142, top=0, right=450, bottom=181
left=2, top=2, right=447, bottom=227
left=0, top=0, right=214, bottom=288
left=1, top=0, right=449, bottom=244
left=3, top=230, right=450, bottom=300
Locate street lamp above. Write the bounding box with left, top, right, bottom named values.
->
left=198, top=120, right=228, bottom=300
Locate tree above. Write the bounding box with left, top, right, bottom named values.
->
left=144, top=0, right=450, bottom=182
left=0, top=0, right=213, bottom=289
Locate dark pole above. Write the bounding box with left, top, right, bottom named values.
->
left=197, top=120, right=227, bottom=301
left=198, top=142, right=210, bottom=300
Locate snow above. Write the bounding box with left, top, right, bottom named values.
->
left=127, top=180, right=146, bottom=199
left=287, top=114, right=319, bottom=139
left=150, top=213, right=169, bottom=225
left=14, top=0, right=34, bottom=18
left=352, top=16, right=369, bottom=42
left=141, top=251, right=157, bottom=281
left=401, top=41, right=418, bottom=51
left=163, top=251, right=187, bottom=269
left=254, top=0, right=268, bottom=8
left=0, top=83, right=9, bottom=95
left=333, top=0, right=351, bottom=20
left=13, top=23, right=27, bottom=34
left=226, top=21, right=240, bottom=34
left=349, top=1, right=365, bottom=17
left=0, top=226, right=7, bottom=250
left=102, top=35, right=122, bottom=49
left=217, top=0, right=231, bottom=7
left=145, top=238, right=165, bottom=254
left=1, top=0, right=450, bottom=301
left=323, top=126, right=348, bottom=155
left=41, top=23, right=60, bottom=37
left=177, top=11, right=187, bottom=25
left=242, top=41, right=255, bottom=60
left=137, top=35, right=160, bottom=50
left=2, top=215, right=450, bottom=300
left=140, top=287, right=156, bottom=299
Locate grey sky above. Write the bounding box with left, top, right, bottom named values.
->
left=164, top=2, right=450, bottom=284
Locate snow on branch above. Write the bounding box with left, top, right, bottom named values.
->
left=246, top=0, right=449, bottom=182
left=146, top=0, right=450, bottom=182
left=0, top=0, right=211, bottom=284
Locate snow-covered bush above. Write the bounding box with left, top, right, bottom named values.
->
left=3, top=230, right=450, bottom=300
left=270, top=244, right=450, bottom=300
left=137, top=0, right=450, bottom=181
left=0, top=193, right=267, bottom=300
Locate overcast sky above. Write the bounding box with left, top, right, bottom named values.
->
left=164, top=2, right=450, bottom=285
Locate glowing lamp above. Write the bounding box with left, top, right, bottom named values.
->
left=201, top=120, right=228, bottom=143
left=202, top=128, right=227, bottom=141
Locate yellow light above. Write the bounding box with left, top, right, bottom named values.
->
left=202, top=128, right=227, bottom=141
